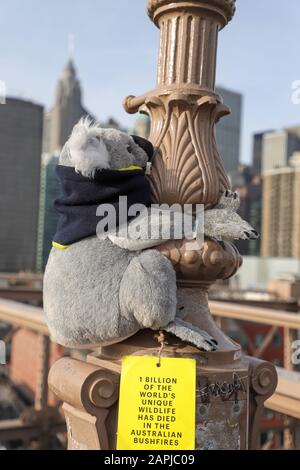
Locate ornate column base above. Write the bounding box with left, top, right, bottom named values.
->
left=48, top=340, right=277, bottom=450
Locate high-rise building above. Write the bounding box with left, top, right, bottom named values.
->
left=252, top=131, right=274, bottom=175
left=261, top=154, right=300, bottom=258
left=36, top=154, right=61, bottom=272
left=285, top=125, right=300, bottom=139
left=262, top=130, right=300, bottom=174
left=215, top=86, right=243, bottom=174
left=44, top=59, right=94, bottom=154
left=252, top=133, right=264, bottom=175
left=0, top=98, right=43, bottom=272
left=290, top=152, right=300, bottom=259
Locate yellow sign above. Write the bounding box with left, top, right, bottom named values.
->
left=117, top=356, right=196, bottom=450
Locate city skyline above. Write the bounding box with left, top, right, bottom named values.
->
left=1, top=0, right=300, bottom=164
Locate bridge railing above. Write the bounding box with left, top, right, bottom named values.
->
left=0, top=299, right=64, bottom=448
left=211, top=301, right=300, bottom=449
left=0, top=298, right=299, bottom=449
left=211, top=301, right=300, bottom=371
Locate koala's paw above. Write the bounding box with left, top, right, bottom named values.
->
left=204, top=208, right=260, bottom=241
left=220, top=215, right=259, bottom=240
left=223, top=218, right=260, bottom=241
left=164, top=319, right=218, bottom=352
left=217, top=190, right=240, bottom=212
left=239, top=227, right=260, bottom=240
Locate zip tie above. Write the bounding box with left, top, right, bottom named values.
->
left=155, top=331, right=166, bottom=368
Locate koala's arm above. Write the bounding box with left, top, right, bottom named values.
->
left=109, top=208, right=197, bottom=251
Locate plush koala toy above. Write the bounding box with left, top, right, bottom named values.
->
left=43, top=118, right=258, bottom=352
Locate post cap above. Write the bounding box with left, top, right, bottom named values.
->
left=147, top=0, right=236, bottom=28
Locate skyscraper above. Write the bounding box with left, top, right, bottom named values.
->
left=252, top=131, right=274, bottom=175
left=0, top=98, right=43, bottom=272
left=44, top=59, right=94, bottom=154
left=215, top=86, right=242, bottom=174
left=262, top=130, right=300, bottom=174
left=261, top=154, right=300, bottom=258
left=36, top=154, right=61, bottom=272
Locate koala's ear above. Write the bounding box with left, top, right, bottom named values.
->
left=131, top=135, right=154, bottom=161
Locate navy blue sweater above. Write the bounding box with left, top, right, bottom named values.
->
left=53, top=165, right=151, bottom=246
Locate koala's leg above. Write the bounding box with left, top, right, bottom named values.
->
left=120, top=250, right=217, bottom=351
left=164, top=318, right=217, bottom=352
left=119, top=250, right=177, bottom=329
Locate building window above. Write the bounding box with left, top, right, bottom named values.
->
left=272, top=334, right=282, bottom=348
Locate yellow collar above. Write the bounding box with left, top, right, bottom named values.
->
left=117, top=166, right=142, bottom=171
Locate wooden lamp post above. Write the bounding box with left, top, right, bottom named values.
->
left=49, top=0, right=277, bottom=450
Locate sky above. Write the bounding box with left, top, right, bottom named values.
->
left=0, top=0, right=300, bottom=163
